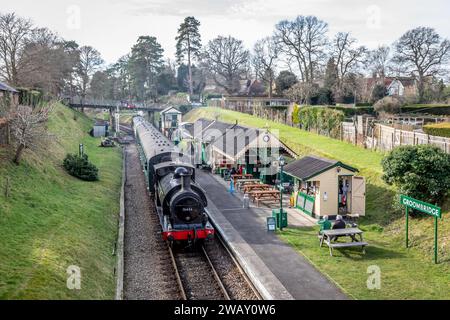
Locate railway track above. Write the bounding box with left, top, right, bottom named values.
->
left=169, top=244, right=230, bottom=300
left=212, top=233, right=263, bottom=300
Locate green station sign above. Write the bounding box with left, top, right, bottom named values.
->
left=400, top=195, right=442, bottom=219
left=400, top=195, right=443, bottom=264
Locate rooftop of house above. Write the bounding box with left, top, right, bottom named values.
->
left=0, top=81, right=18, bottom=93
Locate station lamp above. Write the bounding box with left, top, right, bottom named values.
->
left=278, top=155, right=286, bottom=229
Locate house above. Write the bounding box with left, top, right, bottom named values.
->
left=361, top=77, right=419, bottom=102
left=0, top=81, right=19, bottom=145
left=284, top=156, right=366, bottom=218
left=160, top=106, right=182, bottom=139
left=387, top=78, right=417, bottom=97
left=208, top=96, right=291, bottom=122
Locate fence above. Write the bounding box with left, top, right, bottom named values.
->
left=0, top=121, right=10, bottom=145
left=372, top=124, right=450, bottom=153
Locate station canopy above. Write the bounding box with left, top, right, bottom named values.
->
left=190, top=118, right=297, bottom=162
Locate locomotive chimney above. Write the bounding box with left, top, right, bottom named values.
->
left=175, top=167, right=192, bottom=190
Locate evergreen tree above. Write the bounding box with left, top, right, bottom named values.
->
left=130, top=36, right=164, bottom=102
left=176, top=17, right=202, bottom=96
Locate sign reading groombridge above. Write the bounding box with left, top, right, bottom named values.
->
left=400, top=195, right=442, bottom=264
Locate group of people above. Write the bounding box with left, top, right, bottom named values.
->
left=318, top=215, right=346, bottom=234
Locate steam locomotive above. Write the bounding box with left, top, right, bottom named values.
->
left=133, top=116, right=214, bottom=243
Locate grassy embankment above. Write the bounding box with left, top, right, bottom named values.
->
left=185, top=107, right=450, bottom=300
left=0, top=103, right=122, bottom=299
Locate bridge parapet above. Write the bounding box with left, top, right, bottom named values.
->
left=67, top=97, right=164, bottom=111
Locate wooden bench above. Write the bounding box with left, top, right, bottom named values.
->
left=320, top=228, right=369, bottom=257
left=249, top=190, right=280, bottom=207
left=244, top=184, right=272, bottom=194
left=328, top=242, right=369, bottom=256
left=236, top=179, right=261, bottom=190
left=232, top=174, right=254, bottom=183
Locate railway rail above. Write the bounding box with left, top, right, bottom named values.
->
left=169, top=244, right=230, bottom=300
left=166, top=231, right=261, bottom=301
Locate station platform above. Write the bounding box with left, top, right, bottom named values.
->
left=196, top=170, right=348, bottom=300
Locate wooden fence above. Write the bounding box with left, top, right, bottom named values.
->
left=343, top=122, right=450, bottom=154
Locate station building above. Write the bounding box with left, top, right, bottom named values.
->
left=284, top=156, right=366, bottom=219
left=160, top=106, right=182, bottom=139
left=184, top=118, right=297, bottom=184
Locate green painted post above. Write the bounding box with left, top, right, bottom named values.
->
left=405, top=207, right=409, bottom=248
left=434, top=217, right=438, bottom=264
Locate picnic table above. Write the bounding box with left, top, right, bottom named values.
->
left=320, top=228, right=368, bottom=257
left=235, top=179, right=261, bottom=189
left=232, top=174, right=254, bottom=182
left=244, top=184, right=272, bottom=194
left=248, top=190, right=280, bottom=207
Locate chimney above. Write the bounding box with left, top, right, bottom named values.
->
left=175, top=167, right=191, bottom=190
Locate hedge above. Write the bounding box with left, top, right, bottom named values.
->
left=294, top=106, right=345, bottom=138
left=423, top=122, right=450, bottom=138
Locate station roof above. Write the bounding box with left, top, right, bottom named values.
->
left=211, top=126, right=257, bottom=159
left=191, top=118, right=298, bottom=160
left=284, top=156, right=358, bottom=181
left=161, top=106, right=182, bottom=115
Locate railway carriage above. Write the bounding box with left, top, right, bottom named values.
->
left=133, top=116, right=214, bottom=243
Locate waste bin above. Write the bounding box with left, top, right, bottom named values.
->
left=272, top=209, right=288, bottom=229
left=243, top=194, right=250, bottom=209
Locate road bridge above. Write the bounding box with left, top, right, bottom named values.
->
left=66, top=97, right=163, bottom=132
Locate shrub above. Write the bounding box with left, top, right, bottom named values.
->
left=296, top=106, right=344, bottom=138
left=374, top=96, right=404, bottom=115
left=382, top=145, right=450, bottom=206
left=63, top=154, right=99, bottom=181
left=423, top=122, right=450, bottom=138
left=292, top=104, right=300, bottom=124
left=371, top=84, right=387, bottom=103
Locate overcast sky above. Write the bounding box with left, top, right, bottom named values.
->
left=2, top=0, right=450, bottom=65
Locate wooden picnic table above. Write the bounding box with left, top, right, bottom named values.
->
left=248, top=190, right=280, bottom=207
left=320, top=228, right=368, bottom=257
left=244, top=184, right=272, bottom=194
left=236, top=179, right=261, bottom=188
left=232, top=174, right=254, bottom=182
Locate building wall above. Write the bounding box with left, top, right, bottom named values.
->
left=308, top=167, right=355, bottom=217
left=93, top=126, right=106, bottom=137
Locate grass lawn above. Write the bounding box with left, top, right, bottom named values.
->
left=185, top=107, right=450, bottom=300
left=0, top=103, right=122, bottom=300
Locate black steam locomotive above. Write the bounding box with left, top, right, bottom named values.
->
left=133, top=116, right=214, bottom=242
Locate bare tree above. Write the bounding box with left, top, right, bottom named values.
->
left=393, top=27, right=450, bottom=102
left=252, top=37, right=279, bottom=98
left=77, top=46, right=104, bottom=101
left=274, top=15, right=329, bottom=84
left=332, top=32, right=367, bottom=101
left=202, top=36, right=249, bottom=95
left=0, top=12, right=33, bottom=85
left=16, top=28, right=75, bottom=95
left=367, top=45, right=391, bottom=80
left=9, top=104, right=52, bottom=165
left=285, top=82, right=319, bottom=104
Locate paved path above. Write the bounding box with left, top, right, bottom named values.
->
left=196, top=170, right=347, bottom=300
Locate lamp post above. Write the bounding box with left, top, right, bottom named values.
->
left=279, top=156, right=286, bottom=230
